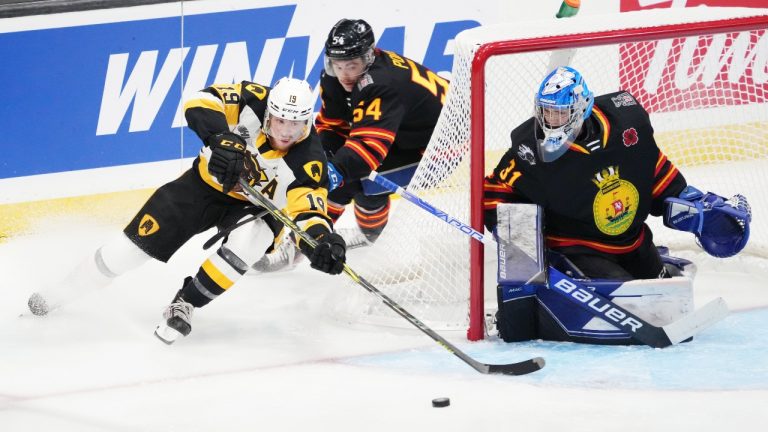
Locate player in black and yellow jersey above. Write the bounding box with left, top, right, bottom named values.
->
left=28, top=78, right=347, bottom=344
left=484, top=66, right=751, bottom=281
left=318, top=19, right=447, bottom=244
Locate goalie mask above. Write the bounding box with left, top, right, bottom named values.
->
left=263, top=78, right=314, bottom=149
left=324, top=19, right=375, bottom=81
left=534, top=66, right=594, bottom=162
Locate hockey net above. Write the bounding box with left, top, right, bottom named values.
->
left=326, top=8, right=768, bottom=340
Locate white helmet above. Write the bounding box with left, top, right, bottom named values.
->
left=263, top=77, right=314, bottom=144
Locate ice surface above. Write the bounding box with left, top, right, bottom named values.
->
left=1, top=218, right=767, bottom=431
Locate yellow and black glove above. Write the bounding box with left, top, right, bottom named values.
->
left=206, top=132, right=247, bottom=193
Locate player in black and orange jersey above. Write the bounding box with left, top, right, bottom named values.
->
left=319, top=19, right=447, bottom=242
left=255, top=18, right=448, bottom=272
left=28, top=78, right=347, bottom=344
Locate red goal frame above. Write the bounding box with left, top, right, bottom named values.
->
left=467, top=14, right=768, bottom=340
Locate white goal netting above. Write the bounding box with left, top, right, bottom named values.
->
left=326, top=8, right=768, bottom=338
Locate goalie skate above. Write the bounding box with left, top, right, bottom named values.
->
left=154, top=290, right=194, bottom=345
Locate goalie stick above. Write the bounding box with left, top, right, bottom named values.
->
left=369, top=171, right=730, bottom=348
left=236, top=176, right=544, bottom=376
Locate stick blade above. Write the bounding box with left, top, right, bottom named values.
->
left=662, top=297, right=730, bottom=345
left=486, top=357, right=546, bottom=376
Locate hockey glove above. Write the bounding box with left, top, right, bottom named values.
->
left=327, top=161, right=344, bottom=191
left=309, top=232, right=346, bottom=275
left=664, top=186, right=752, bottom=258
left=206, top=132, right=247, bottom=193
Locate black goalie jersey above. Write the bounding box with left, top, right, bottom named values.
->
left=484, top=91, right=688, bottom=254
left=315, top=49, right=447, bottom=180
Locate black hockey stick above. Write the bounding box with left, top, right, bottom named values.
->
left=369, top=171, right=729, bottom=348
left=202, top=210, right=268, bottom=250
left=237, top=177, right=544, bottom=376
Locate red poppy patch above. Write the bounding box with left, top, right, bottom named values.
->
left=623, top=128, right=638, bottom=147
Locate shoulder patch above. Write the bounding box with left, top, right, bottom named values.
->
left=138, top=214, right=160, bottom=236
left=517, top=144, right=536, bottom=166
left=303, top=161, right=324, bottom=183
left=611, top=92, right=637, bottom=108
left=357, top=73, right=374, bottom=90
left=244, top=83, right=268, bottom=100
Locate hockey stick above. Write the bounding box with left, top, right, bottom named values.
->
left=547, top=267, right=729, bottom=347
left=546, top=1, right=580, bottom=72
left=368, top=171, right=494, bottom=246
left=369, top=171, right=730, bottom=348
left=237, top=176, right=544, bottom=376
left=203, top=210, right=268, bottom=250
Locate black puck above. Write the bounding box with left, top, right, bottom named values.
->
left=432, top=397, right=450, bottom=408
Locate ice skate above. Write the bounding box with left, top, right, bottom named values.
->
left=154, top=284, right=195, bottom=345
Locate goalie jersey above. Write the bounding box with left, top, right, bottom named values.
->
left=315, top=49, right=448, bottom=180
left=184, top=81, right=333, bottom=238
left=484, top=91, right=688, bottom=254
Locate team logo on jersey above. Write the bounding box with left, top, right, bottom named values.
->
left=245, top=154, right=269, bottom=186
left=591, top=166, right=638, bottom=236
left=138, top=214, right=160, bottom=236
left=611, top=92, right=637, bottom=108
left=244, top=83, right=268, bottom=100
left=517, top=144, right=536, bottom=165
left=622, top=128, right=639, bottom=147
left=303, top=161, right=323, bottom=183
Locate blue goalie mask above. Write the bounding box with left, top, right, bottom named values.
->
left=534, top=66, right=594, bottom=162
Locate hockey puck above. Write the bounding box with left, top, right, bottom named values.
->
left=432, top=397, right=450, bottom=408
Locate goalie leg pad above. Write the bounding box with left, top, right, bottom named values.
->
left=496, top=286, right=538, bottom=342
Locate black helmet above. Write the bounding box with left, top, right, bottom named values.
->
left=324, top=19, right=375, bottom=60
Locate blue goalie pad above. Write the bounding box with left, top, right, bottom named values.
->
left=495, top=203, right=695, bottom=345
left=664, top=186, right=752, bottom=258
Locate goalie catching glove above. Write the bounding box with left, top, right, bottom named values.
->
left=206, top=132, right=247, bottom=193
left=664, top=186, right=751, bottom=258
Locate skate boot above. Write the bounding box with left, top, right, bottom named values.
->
left=154, top=278, right=195, bottom=345
left=335, top=227, right=374, bottom=250
left=251, top=235, right=304, bottom=273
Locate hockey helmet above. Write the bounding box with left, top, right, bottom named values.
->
left=263, top=78, right=314, bottom=146
left=324, top=18, right=375, bottom=76
left=534, top=66, right=594, bottom=162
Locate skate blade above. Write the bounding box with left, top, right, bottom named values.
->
left=154, top=325, right=183, bottom=345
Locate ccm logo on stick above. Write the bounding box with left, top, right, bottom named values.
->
left=553, top=278, right=644, bottom=333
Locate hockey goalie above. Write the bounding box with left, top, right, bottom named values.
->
left=486, top=67, right=753, bottom=345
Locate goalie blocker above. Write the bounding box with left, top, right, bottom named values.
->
left=494, top=203, right=696, bottom=345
